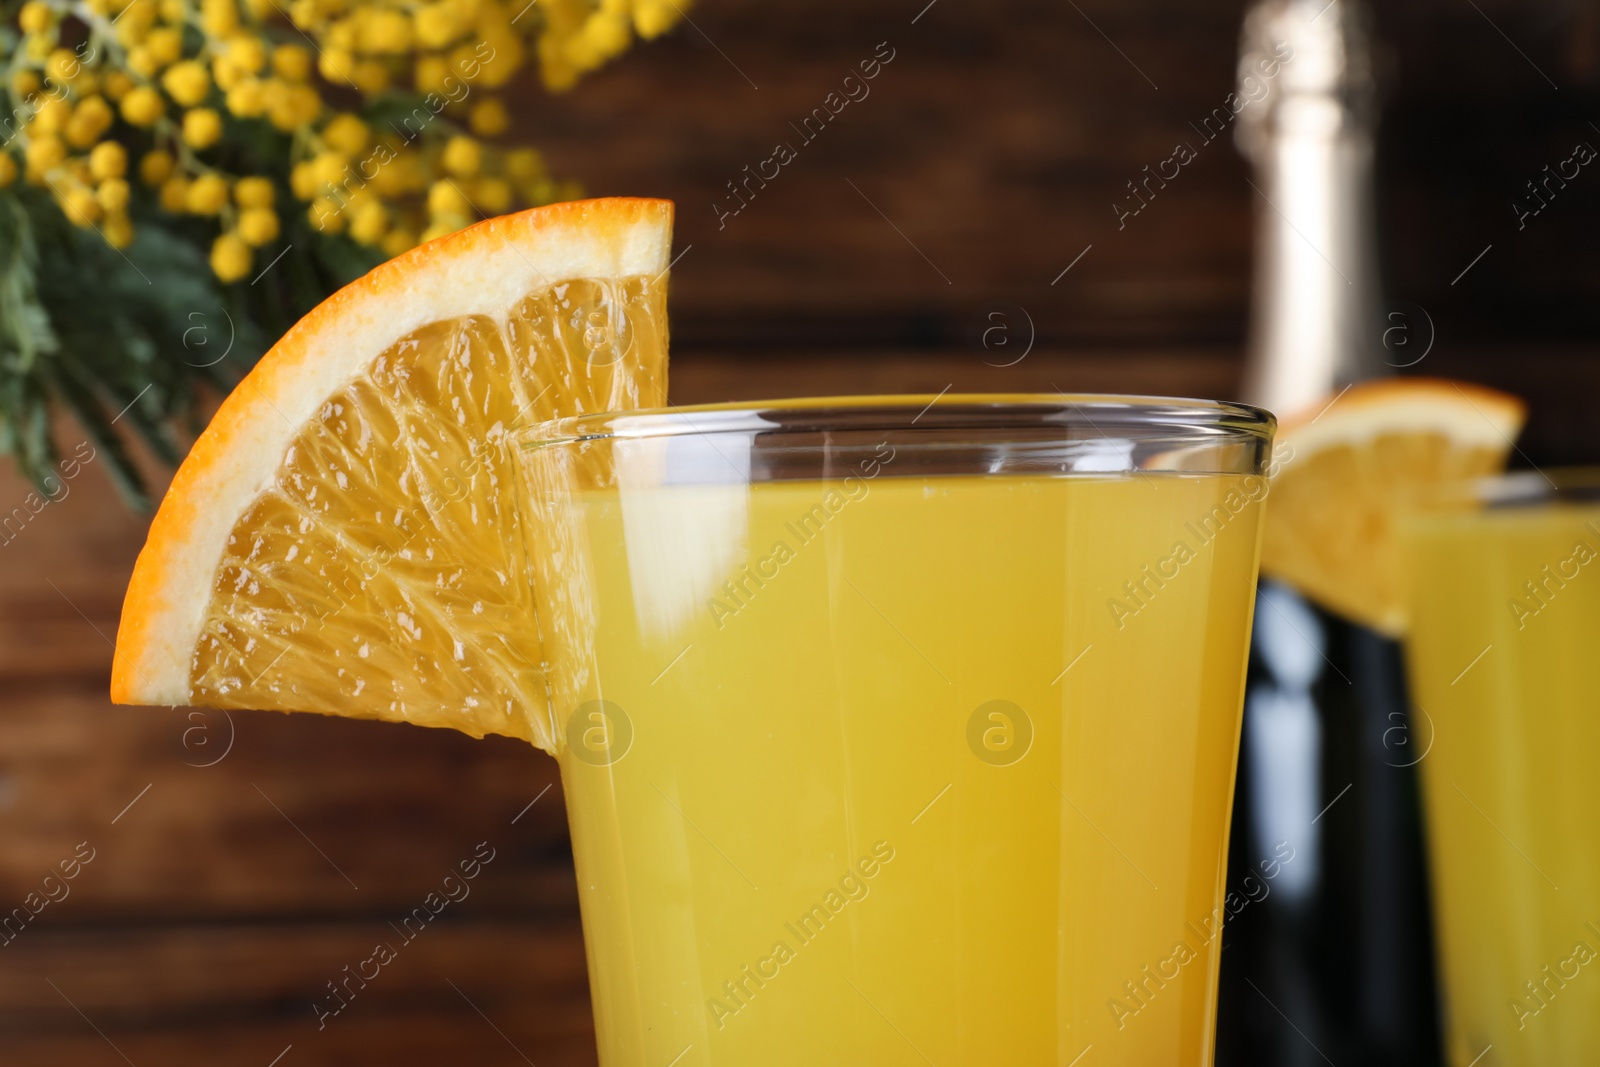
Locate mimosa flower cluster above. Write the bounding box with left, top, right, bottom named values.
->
left=1, top=0, right=685, bottom=280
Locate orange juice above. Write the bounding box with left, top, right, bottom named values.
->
left=525, top=466, right=1266, bottom=1066
left=1406, top=500, right=1600, bottom=1066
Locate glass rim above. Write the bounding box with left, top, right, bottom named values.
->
left=1430, top=467, right=1600, bottom=510
left=519, top=393, right=1276, bottom=449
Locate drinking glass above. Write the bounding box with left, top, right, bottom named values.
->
left=1403, top=471, right=1600, bottom=1067
left=516, top=395, right=1275, bottom=1066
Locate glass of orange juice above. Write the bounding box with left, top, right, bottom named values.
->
left=1403, top=471, right=1600, bottom=1067
left=516, top=395, right=1274, bottom=1066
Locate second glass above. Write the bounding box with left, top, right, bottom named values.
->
left=1404, top=471, right=1600, bottom=1067
left=517, top=395, right=1275, bottom=1066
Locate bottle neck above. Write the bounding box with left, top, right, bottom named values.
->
left=1237, top=0, right=1386, bottom=417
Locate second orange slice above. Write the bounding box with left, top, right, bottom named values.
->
left=1262, top=378, right=1526, bottom=635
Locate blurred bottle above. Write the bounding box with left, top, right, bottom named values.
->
left=1236, top=0, right=1381, bottom=412
left=1217, top=2, right=1443, bottom=1065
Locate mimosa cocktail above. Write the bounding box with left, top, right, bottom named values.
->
left=520, top=397, right=1274, bottom=1066
left=1405, top=477, right=1600, bottom=1067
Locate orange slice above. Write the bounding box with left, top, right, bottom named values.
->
left=112, top=198, right=673, bottom=747
left=1261, top=378, right=1526, bottom=635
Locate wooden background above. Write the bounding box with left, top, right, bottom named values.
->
left=6, top=0, right=1600, bottom=1063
